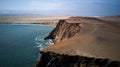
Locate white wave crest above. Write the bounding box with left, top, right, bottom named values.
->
left=35, top=35, right=54, bottom=49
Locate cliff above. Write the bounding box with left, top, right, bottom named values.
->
left=36, top=51, right=120, bottom=67
left=45, top=20, right=81, bottom=43
left=37, top=17, right=120, bottom=67
left=45, top=17, right=116, bottom=43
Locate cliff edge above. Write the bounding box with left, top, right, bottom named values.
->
left=37, top=17, right=120, bottom=67
left=45, top=20, right=81, bottom=43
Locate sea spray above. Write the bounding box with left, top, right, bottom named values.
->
left=35, top=34, right=54, bottom=49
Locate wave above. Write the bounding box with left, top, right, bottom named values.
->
left=35, top=34, right=54, bottom=49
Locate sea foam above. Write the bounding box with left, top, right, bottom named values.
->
left=35, top=34, right=54, bottom=49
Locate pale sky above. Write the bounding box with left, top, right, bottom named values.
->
left=0, top=0, right=120, bottom=16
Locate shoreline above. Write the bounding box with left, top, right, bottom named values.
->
left=0, top=23, right=56, bottom=26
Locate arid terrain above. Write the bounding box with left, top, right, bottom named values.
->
left=43, top=16, right=120, bottom=61
left=37, top=16, right=120, bottom=67
left=0, top=15, right=120, bottom=66
left=0, top=15, right=69, bottom=25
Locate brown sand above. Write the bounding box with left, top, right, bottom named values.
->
left=42, top=21, right=120, bottom=61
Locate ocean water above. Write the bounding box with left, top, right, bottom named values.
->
left=0, top=24, right=54, bottom=67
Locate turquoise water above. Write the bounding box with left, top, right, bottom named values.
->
left=0, top=24, right=54, bottom=67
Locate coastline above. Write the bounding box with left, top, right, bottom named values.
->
left=0, top=23, right=57, bottom=27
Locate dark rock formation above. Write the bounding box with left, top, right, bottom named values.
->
left=36, top=51, right=120, bottom=67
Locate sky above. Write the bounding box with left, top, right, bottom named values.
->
left=0, top=0, right=120, bottom=16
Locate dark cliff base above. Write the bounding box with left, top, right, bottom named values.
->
left=36, top=52, right=120, bottom=67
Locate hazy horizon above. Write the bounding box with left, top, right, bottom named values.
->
left=0, top=0, right=120, bottom=16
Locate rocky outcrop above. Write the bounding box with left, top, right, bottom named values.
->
left=36, top=51, right=120, bottom=67
left=44, top=17, right=107, bottom=43
left=45, top=20, right=81, bottom=43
